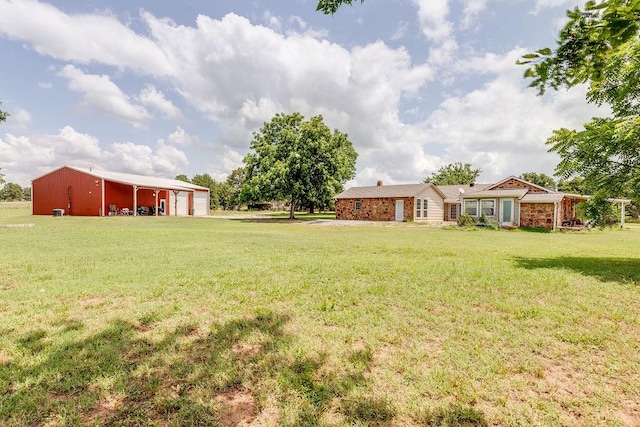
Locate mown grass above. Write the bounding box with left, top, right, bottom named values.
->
left=1, top=206, right=639, bottom=426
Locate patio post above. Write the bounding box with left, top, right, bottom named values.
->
left=133, top=185, right=138, bottom=216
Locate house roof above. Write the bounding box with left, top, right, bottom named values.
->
left=335, top=183, right=445, bottom=199
left=436, top=184, right=491, bottom=203
left=520, top=193, right=567, bottom=203
left=486, top=175, right=554, bottom=193
left=34, top=165, right=209, bottom=192
left=461, top=188, right=529, bottom=199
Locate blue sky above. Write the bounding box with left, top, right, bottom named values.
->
left=0, top=0, right=603, bottom=187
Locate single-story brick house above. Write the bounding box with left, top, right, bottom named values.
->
left=335, top=176, right=630, bottom=229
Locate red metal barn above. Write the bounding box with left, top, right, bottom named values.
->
left=31, top=166, right=210, bottom=217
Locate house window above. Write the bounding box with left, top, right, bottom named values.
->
left=480, top=199, right=495, bottom=216
left=464, top=200, right=478, bottom=217
left=355, top=201, right=361, bottom=210
left=415, top=199, right=428, bottom=219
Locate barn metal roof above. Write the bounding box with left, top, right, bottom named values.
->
left=64, top=166, right=209, bottom=192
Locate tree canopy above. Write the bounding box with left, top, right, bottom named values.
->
left=1, top=183, right=25, bottom=201
left=223, top=167, right=245, bottom=210
left=0, top=101, right=7, bottom=124
left=519, top=172, right=556, bottom=190
left=520, top=0, right=640, bottom=225
left=316, top=0, right=364, bottom=14
left=423, top=162, right=481, bottom=186
left=241, top=113, right=357, bottom=219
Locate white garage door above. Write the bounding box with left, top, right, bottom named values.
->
left=177, top=192, right=189, bottom=216
left=193, top=191, right=209, bottom=216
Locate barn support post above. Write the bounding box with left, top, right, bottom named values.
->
left=100, top=178, right=105, bottom=216
left=173, top=190, right=179, bottom=217
left=154, top=190, right=159, bottom=216
left=133, top=185, right=138, bottom=216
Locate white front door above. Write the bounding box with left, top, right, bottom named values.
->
left=501, top=199, right=514, bottom=225
left=395, top=200, right=404, bottom=221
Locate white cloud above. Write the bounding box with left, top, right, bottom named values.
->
left=138, top=85, right=184, bottom=121
left=391, top=21, right=410, bottom=41
left=0, top=126, right=104, bottom=185
left=461, top=0, right=487, bottom=29
left=262, top=11, right=282, bottom=32
left=216, top=146, right=245, bottom=179
left=423, top=49, right=606, bottom=182
left=0, top=126, right=189, bottom=186
left=167, top=127, right=201, bottom=147
left=414, top=0, right=452, bottom=41
left=38, top=82, right=52, bottom=89
left=142, top=12, right=434, bottom=155
left=0, top=0, right=174, bottom=76
left=58, top=65, right=152, bottom=128
left=6, top=108, right=31, bottom=131
left=104, top=139, right=188, bottom=177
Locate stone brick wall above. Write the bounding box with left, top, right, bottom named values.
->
left=519, top=203, right=555, bottom=229
left=335, top=198, right=413, bottom=221
left=493, top=178, right=547, bottom=193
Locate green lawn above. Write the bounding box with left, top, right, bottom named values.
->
left=1, top=207, right=639, bottom=426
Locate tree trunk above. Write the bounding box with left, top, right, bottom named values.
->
left=309, top=203, right=315, bottom=214
left=289, top=200, right=295, bottom=219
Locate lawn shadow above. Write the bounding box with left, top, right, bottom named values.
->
left=514, top=256, right=640, bottom=284
left=1, top=309, right=397, bottom=425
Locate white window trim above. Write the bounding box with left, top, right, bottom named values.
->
left=415, top=198, right=428, bottom=219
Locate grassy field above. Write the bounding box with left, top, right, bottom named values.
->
left=1, top=206, right=639, bottom=426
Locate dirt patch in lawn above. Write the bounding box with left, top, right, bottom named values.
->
left=215, top=388, right=258, bottom=426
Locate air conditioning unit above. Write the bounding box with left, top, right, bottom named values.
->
left=52, top=209, right=65, bottom=216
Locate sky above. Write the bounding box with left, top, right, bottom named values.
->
left=0, top=0, right=604, bottom=188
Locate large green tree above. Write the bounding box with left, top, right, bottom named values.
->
left=519, top=172, right=556, bottom=190
left=223, top=167, right=245, bottom=210
left=241, top=113, right=357, bottom=219
left=423, top=162, right=481, bottom=186
left=519, top=0, right=640, bottom=225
